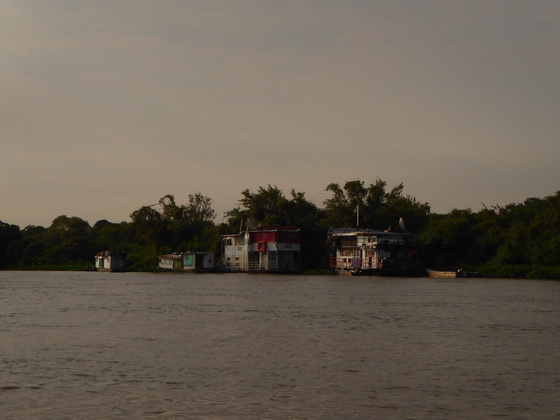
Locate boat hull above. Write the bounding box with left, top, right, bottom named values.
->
left=427, top=269, right=457, bottom=278
left=427, top=269, right=481, bottom=278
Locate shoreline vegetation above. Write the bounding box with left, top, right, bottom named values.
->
left=2, top=180, right=560, bottom=279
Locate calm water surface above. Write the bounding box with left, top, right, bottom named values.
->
left=1, top=271, right=558, bottom=419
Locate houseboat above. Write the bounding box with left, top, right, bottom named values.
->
left=222, top=226, right=301, bottom=273
left=94, top=251, right=126, bottom=272
left=328, top=228, right=424, bottom=276
left=158, top=251, right=215, bottom=272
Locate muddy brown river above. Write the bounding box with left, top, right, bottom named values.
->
left=1, top=271, right=558, bottom=419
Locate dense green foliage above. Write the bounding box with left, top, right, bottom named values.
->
left=323, top=179, right=431, bottom=232
left=2, top=182, right=560, bottom=277
left=419, top=193, right=560, bottom=275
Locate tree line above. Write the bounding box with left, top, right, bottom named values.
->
left=1, top=179, right=560, bottom=278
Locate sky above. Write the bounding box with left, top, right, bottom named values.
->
left=2, top=0, right=559, bottom=228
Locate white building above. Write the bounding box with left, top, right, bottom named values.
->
left=94, top=251, right=126, bottom=272
left=222, top=227, right=301, bottom=272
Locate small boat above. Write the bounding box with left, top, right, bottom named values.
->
left=427, top=269, right=458, bottom=278
left=427, top=268, right=481, bottom=278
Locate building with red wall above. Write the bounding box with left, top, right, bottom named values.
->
left=222, top=227, right=301, bottom=272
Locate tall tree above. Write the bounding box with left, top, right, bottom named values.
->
left=186, top=193, right=216, bottom=224
left=323, top=179, right=430, bottom=231
left=227, top=185, right=322, bottom=229
left=42, top=216, right=93, bottom=264
left=238, top=185, right=290, bottom=227
left=130, top=193, right=217, bottom=252
left=130, top=205, right=165, bottom=247
left=323, top=181, right=365, bottom=228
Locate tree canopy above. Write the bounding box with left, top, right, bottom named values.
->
left=323, top=179, right=431, bottom=231
left=226, top=185, right=323, bottom=230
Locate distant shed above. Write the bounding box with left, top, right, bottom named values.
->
left=95, top=251, right=126, bottom=272
left=158, top=252, right=215, bottom=271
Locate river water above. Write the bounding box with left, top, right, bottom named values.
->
left=1, top=271, right=558, bottom=419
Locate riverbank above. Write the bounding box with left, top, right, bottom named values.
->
left=476, top=264, right=560, bottom=280
left=5, top=264, right=560, bottom=280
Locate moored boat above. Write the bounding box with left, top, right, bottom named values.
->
left=427, top=269, right=458, bottom=278
left=427, top=268, right=481, bottom=278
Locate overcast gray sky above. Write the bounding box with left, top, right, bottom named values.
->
left=2, top=0, right=559, bottom=227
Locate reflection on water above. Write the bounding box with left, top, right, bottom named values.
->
left=1, top=271, right=559, bottom=419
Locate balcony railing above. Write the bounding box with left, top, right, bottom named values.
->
left=329, top=256, right=385, bottom=270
